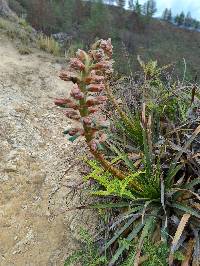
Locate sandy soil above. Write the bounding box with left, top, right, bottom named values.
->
left=0, top=35, right=96, bottom=266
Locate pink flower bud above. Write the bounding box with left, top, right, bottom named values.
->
left=93, top=61, right=112, bottom=71
left=76, top=49, right=88, bottom=62
left=83, top=117, right=92, bottom=126
left=89, top=140, right=98, bottom=151
left=86, top=97, right=97, bottom=107
left=85, top=74, right=104, bottom=84
left=91, top=75, right=105, bottom=83
left=59, top=71, right=71, bottom=81
left=100, top=39, right=113, bottom=58
left=55, top=98, right=79, bottom=109
left=70, top=84, right=84, bottom=100
left=66, top=102, right=79, bottom=109
left=65, top=110, right=80, bottom=120
left=54, top=98, right=70, bottom=106
left=88, top=106, right=99, bottom=114
left=90, top=49, right=105, bottom=61
left=59, top=71, right=79, bottom=83
left=70, top=58, right=85, bottom=71
left=96, top=96, right=107, bottom=104
left=86, top=96, right=107, bottom=107
left=98, top=133, right=107, bottom=143
left=87, top=83, right=105, bottom=92
left=68, top=128, right=84, bottom=136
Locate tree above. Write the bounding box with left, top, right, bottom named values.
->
left=162, top=8, right=168, bottom=20
left=184, top=12, right=192, bottom=27
left=179, top=11, right=185, bottom=25
left=167, top=8, right=172, bottom=22
left=193, top=20, right=200, bottom=29
left=129, top=0, right=142, bottom=15
left=117, top=0, right=126, bottom=9
left=134, top=0, right=142, bottom=15
left=163, top=8, right=172, bottom=22
left=128, top=0, right=134, bottom=9
left=175, top=11, right=185, bottom=26
left=142, top=0, right=157, bottom=17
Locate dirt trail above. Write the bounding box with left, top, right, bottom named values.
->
left=0, top=36, right=96, bottom=266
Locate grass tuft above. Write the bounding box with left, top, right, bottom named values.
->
left=37, top=34, right=61, bottom=56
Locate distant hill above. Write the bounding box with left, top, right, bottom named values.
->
left=8, top=0, right=200, bottom=80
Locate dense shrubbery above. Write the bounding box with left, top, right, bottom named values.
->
left=55, top=39, right=200, bottom=265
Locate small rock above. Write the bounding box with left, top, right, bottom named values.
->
left=4, top=164, right=17, bottom=172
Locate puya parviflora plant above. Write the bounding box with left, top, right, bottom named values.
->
left=55, top=38, right=128, bottom=181
left=55, top=40, right=200, bottom=265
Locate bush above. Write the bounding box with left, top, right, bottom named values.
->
left=55, top=39, right=200, bottom=266
left=37, top=34, right=61, bottom=56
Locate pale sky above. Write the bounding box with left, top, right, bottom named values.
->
left=134, top=0, right=200, bottom=19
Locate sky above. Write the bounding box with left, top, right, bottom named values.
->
left=133, top=0, right=200, bottom=19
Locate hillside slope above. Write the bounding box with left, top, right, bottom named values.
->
left=0, top=35, right=96, bottom=265
left=131, top=19, right=200, bottom=78
left=8, top=0, right=200, bottom=79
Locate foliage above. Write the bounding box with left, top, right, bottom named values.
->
left=56, top=40, right=200, bottom=265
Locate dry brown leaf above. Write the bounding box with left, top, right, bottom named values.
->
left=181, top=238, right=195, bottom=266
left=169, top=213, right=191, bottom=265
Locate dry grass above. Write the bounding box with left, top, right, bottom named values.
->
left=0, top=17, right=33, bottom=44
left=37, top=34, right=61, bottom=56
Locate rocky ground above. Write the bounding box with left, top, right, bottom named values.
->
left=0, top=35, right=97, bottom=266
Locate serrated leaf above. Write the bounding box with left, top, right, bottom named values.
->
left=134, top=216, right=157, bottom=266
left=172, top=203, right=200, bottom=219
left=183, top=178, right=200, bottom=189
left=104, top=214, right=141, bottom=251
left=88, top=202, right=131, bottom=209
left=167, top=125, right=200, bottom=187
left=108, top=222, right=144, bottom=266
